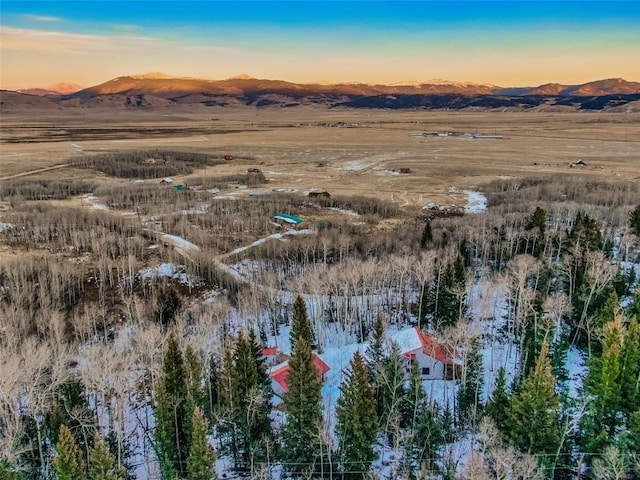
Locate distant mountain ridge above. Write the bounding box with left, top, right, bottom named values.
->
left=15, top=82, right=83, bottom=96
left=3, top=75, right=640, bottom=112
left=70, top=74, right=640, bottom=97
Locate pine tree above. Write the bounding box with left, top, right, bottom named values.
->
left=485, top=367, right=511, bottom=434
left=401, top=361, right=426, bottom=428
left=422, top=259, right=467, bottom=330
left=336, top=351, right=378, bottom=476
left=366, top=312, right=386, bottom=374
left=290, top=294, right=314, bottom=351
left=154, top=333, right=190, bottom=478
left=412, top=404, right=445, bottom=471
left=629, top=204, right=640, bottom=236
left=366, top=312, right=387, bottom=417
left=0, top=461, right=23, bottom=480
left=203, top=354, right=219, bottom=427
left=282, top=338, right=323, bottom=476
left=88, top=434, right=127, bottom=480
left=457, top=338, right=484, bottom=428
left=229, top=331, right=272, bottom=470
left=53, top=424, right=85, bottom=480
left=526, top=206, right=547, bottom=236
left=619, top=316, right=640, bottom=420
left=379, top=344, right=405, bottom=442
left=508, top=343, right=561, bottom=458
left=187, top=407, right=216, bottom=480
left=582, top=317, right=624, bottom=454
left=154, top=288, right=182, bottom=328
left=420, top=221, right=433, bottom=249
left=46, top=379, right=95, bottom=467
left=185, top=345, right=205, bottom=411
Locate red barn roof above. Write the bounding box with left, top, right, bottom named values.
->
left=269, top=353, right=330, bottom=392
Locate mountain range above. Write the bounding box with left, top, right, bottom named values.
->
left=2, top=74, right=640, bottom=112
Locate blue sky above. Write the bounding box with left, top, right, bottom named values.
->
left=1, top=1, right=639, bottom=87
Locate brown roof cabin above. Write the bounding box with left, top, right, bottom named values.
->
left=309, top=191, right=331, bottom=199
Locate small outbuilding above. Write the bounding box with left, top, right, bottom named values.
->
left=273, top=213, right=304, bottom=226
left=309, top=191, right=331, bottom=199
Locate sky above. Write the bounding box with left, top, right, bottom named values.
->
left=1, top=1, right=639, bottom=89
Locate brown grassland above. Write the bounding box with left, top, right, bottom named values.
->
left=2, top=107, right=639, bottom=212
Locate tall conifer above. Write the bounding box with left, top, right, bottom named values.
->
left=336, top=351, right=377, bottom=475
left=290, top=294, right=314, bottom=351
left=53, top=425, right=85, bottom=480
left=154, top=333, right=190, bottom=478
left=508, top=343, right=561, bottom=460
left=282, top=338, right=323, bottom=476
left=187, top=407, right=216, bottom=480
left=88, top=434, right=127, bottom=480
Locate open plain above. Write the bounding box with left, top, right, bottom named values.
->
left=2, top=108, right=639, bottom=211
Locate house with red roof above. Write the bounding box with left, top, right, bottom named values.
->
left=390, top=326, right=462, bottom=380
left=268, top=353, right=331, bottom=397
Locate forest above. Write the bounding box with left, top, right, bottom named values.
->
left=0, top=150, right=639, bottom=480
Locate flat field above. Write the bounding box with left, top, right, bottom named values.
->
left=2, top=107, right=639, bottom=211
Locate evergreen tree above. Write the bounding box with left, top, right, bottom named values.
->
left=379, top=344, right=405, bottom=443
left=570, top=212, right=604, bottom=252
left=88, top=434, right=127, bottom=480
left=53, top=424, right=85, bottom=480
left=420, top=221, right=433, bottom=249
left=485, top=367, right=511, bottom=434
left=366, top=311, right=386, bottom=376
left=401, top=361, right=426, bottom=428
left=629, top=204, right=640, bottom=236
left=154, top=333, right=190, bottom=478
left=581, top=317, right=624, bottom=454
left=457, top=338, right=484, bottom=428
left=526, top=206, right=547, bottom=236
left=185, top=345, right=205, bottom=412
left=46, top=379, right=95, bottom=467
left=508, top=343, right=561, bottom=460
left=154, top=288, right=182, bottom=328
left=619, top=316, right=640, bottom=420
left=412, top=404, right=445, bottom=472
left=336, top=351, right=378, bottom=476
left=422, top=258, right=467, bottom=330
left=187, top=407, right=216, bottom=480
left=365, top=312, right=387, bottom=417
left=203, top=354, right=219, bottom=427
left=0, top=461, right=24, bottom=480
left=290, top=294, right=314, bottom=351
left=227, top=331, right=272, bottom=470
left=281, top=338, right=323, bottom=477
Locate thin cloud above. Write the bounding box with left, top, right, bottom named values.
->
left=0, top=26, right=166, bottom=54
left=22, top=14, right=62, bottom=23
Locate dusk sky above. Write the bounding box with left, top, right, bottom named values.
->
left=1, top=1, right=639, bottom=89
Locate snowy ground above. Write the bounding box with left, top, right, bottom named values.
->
left=464, top=191, right=488, bottom=214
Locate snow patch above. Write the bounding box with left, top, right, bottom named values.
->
left=465, top=191, right=488, bottom=213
